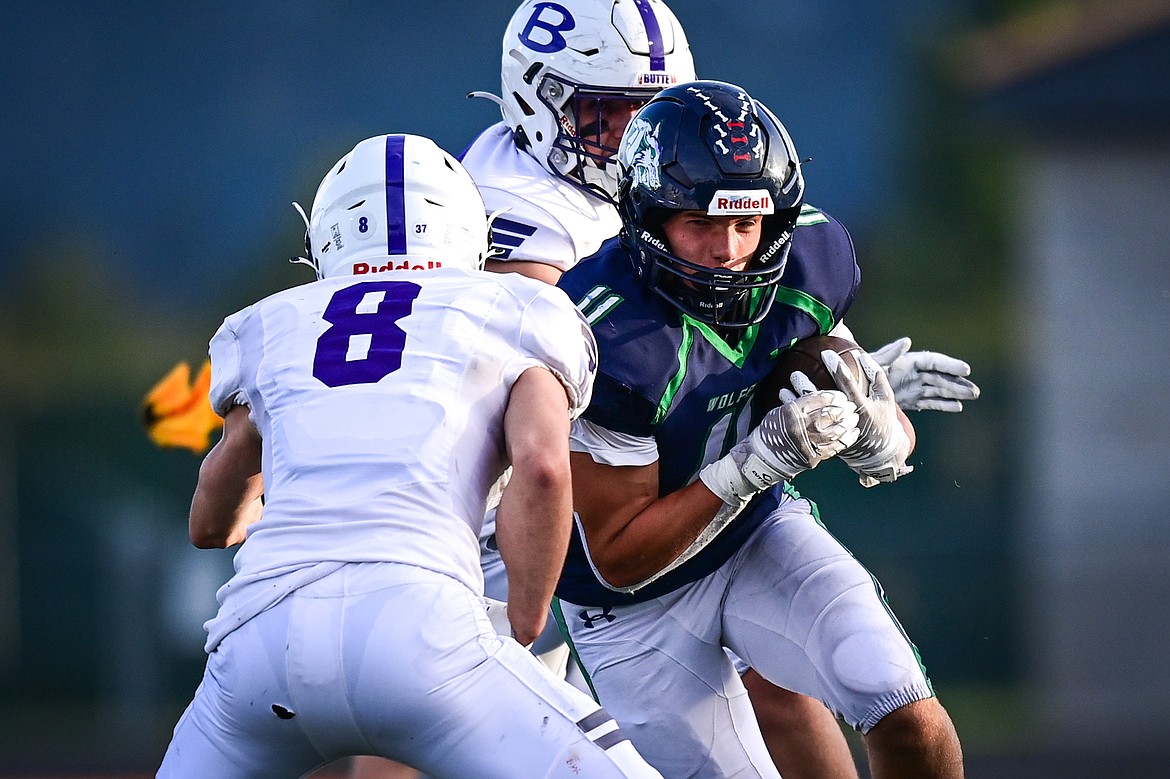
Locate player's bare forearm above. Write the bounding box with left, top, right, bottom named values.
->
left=496, top=367, right=574, bottom=647
left=485, top=258, right=564, bottom=285
left=570, top=452, right=723, bottom=589
left=572, top=380, right=865, bottom=586
left=189, top=404, right=264, bottom=548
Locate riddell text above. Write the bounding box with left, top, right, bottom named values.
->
left=353, top=260, right=443, bottom=273
left=717, top=196, right=771, bottom=210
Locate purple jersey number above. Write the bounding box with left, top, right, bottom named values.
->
left=313, top=280, right=421, bottom=387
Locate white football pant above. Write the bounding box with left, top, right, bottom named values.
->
left=557, top=498, right=935, bottom=778
left=158, top=562, right=661, bottom=778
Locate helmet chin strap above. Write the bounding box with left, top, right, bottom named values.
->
left=288, top=201, right=320, bottom=277
left=484, top=207, right=512, bottom=263
left=467, top=91, right=506, bottom=109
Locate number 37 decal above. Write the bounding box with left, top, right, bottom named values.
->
left=312, top=280, right=421, bottom=387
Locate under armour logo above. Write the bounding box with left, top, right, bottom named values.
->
left=579, top=607, right=616, bottom=628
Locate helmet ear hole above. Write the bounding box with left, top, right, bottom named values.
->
left=512, top=93, right=535, bottom=117
left=522, top=62, right=542, bottom=85
left=513, top=126, right=532, bottom=152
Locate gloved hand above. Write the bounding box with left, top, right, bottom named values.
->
left=815, top=350, right=913, bottom=488
left=700, top=382, right=859, bottom=504
left=869, top=337, right=980, bottom=413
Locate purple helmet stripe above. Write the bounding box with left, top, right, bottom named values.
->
left=384, top=135, right=407, bottom=255
left=632, top=0, right=665, bottom=71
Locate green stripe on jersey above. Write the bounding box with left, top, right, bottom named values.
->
left=655, top=324, right=694, bottom=425
left=653, top=314, right=764, bottom=424
left=681, top=314, right=759, bottom=367
left=797, top=203, right=829, bottom=226
left=575, top=285, right=624, bottom=325
left=773, top=286, right=836, bottom=335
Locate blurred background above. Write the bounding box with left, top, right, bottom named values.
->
left=2, top=0, right=1168, bottom=776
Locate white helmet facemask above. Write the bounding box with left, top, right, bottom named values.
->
left=484, top=0, right=695, bottom=203
left=293, top=134, right=491, bottom=280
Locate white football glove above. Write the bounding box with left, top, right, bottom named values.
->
left=815, top=350, right=913, bottom=488
left=700, top=384, right=860, bottom=505
left=868, top=337, right=980, bottom=413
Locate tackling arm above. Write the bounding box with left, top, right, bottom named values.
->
left=486, top=259, right=564, bottom=285
left=494, top=366, right=576, bottom=648
left=188, top=404, right=264, bottom=548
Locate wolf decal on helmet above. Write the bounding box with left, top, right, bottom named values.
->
left=621, top=117, right=662, bottom=191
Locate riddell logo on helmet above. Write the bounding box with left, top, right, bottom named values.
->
left=353, top=260, right=443, bottom=273
left=707, top=189, right=775, bottom=216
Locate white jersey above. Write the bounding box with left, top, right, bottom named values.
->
left=202, top=267, right=596, bottom=652
left=461, top=122, right=621, bottom=271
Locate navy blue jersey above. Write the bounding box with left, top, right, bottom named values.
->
left=556, top=205, right=861, bottom=606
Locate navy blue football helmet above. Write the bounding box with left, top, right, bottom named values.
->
left=616, top=80, right=804, bottom=328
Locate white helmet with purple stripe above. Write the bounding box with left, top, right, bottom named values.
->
left=491, top=0, right=695, bottom=201
left=299, top=134, right=490, bottom=280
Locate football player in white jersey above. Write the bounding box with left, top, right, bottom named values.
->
left=449, top=3, right=980, bottom=779
left=156, top=133, right=664, bottom=779
left=461, top=0, right=698, bottom=690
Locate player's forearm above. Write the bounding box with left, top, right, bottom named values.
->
left=579, top=478, right=725, bottom=590
left=188, top=464, right=263, bottom=548
left=577, top=389, right=859, bottom=590
left=188, top=406, right=264, bottom=548
left=495, top=464, right=573, bottom=646
left=485, top=258, right=564, bottom=285
left=497, top=367, right=575, bottom=645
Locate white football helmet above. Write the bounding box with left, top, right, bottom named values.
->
left=297, top=134, right=490, bottom=280
left=488, top=0, right=695, bottom=201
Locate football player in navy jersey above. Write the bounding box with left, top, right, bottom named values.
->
left=552, top=81, right=965, bottom=779
left=451, top=4, right=976, bottom=778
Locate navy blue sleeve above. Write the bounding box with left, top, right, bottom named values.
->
left=581, top=371, right=658, bottom=437
left=781, top=208, right=861, bottom=331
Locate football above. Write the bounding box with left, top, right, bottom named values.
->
left=754, top=334, right=869, bottom=418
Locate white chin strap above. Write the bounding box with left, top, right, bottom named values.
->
left=467, top=91, right=506, bottom=109
left=288, top=201, right=320, bottom=278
